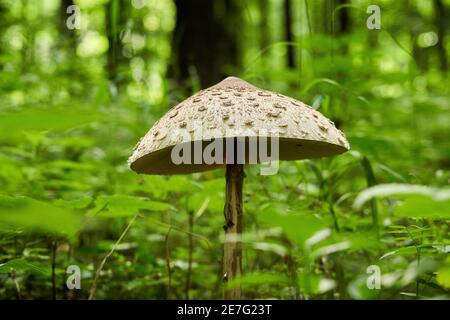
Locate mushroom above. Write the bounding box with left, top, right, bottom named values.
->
left=128, top=76, right=349, bottom=299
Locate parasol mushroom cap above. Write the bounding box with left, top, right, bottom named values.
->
left=128, top=76, right=349, bottom=175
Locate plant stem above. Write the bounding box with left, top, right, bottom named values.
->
left=223, top=164, right=244, bottom=300
left=11, top=269, right=21, bottom=300
left=165, top=227, right=172, bottom=299
left=88, top=214, right=138, bottom=300
left=361, top=156, right=379, bottom=237
left=51, top=240, right=57, bottom=300
left=185, top=210, right=194, bottom=299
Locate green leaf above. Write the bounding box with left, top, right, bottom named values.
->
left=348, top=136, right=395, bottom=156
left=395, top=195, right=450, bottom=218
left=226, top=272, right=288, bottom=290
left=354, top=184, right=450, bottom=209
left=353, top=184, right=450, bottom=218
left=0, top=258, right=45, bottom=274
left=259, top=204, right=327, bottom=246
left=0, top=107, right=100, bottom=143
left=298, top=273, right=336, bottom=295
left=437, top=263, right=450, bottom=289
left=94, top=195, right=173, bottom=217
left=360, top=156, right=379, bottom=233
left=348, top=276, right=379, bottom=300
left=54, top=196, right=92, bottom=209
left=0, top=195, right=81, bottom=237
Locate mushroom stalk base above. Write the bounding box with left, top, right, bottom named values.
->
left=223, top=164, right=244, bottom=300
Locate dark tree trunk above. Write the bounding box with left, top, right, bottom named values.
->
left=433, top=0, right=448, bottom=72
left=284, top=0, right=295, bottom=68
left=0, top=2, right=5, bottom=69
left=321, top=0, right=333, bottom=34
left=335, top=0, right=351, bottom=55
left=337, top=0, right=351, bottom=34
left=59, top=0, right=77, bottom=49
left=409, top=5, right=428, bottom=71
left=259, top=0, right=269, bottom=51
left=105, top=0, right=129, bottom=86
left=170, top=0, right=240, bottom=89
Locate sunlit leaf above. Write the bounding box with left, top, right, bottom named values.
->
left=0, top=258, right=45, bottom=274
left=0, top=107, right=100, bottom=143
left=354, top=184, right=450, bottom=218
left=0, top=195, right=81, bottom=237
left=259, top=204, right=328, bottom=246
left=226, top=272, right=288, bottom=289
left=298, top=273, right=336, bottom=295
left=437, top=266, right=450, bottom=289
left=94, top=195, right=173, bottom=217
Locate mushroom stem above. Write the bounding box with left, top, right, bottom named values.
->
left=223, top=163, right=244, bottom=300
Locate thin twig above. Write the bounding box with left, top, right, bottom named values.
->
left=165, top=227, right=172, bottom=299
left=147, top=217, right=212, bottom=249
left=51, top=240, right=57, bottom=300
left=88, top=214, right=139, bottom=300
left=11, top=269, right=21, bottom=300
left=185, top=211, right=194, bottom=299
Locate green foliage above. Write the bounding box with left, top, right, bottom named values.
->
left=437, top=260, right=450, bottom=290
left=0, top=195, right=81, bottom=237
left=0, top=0, right=449, bottom=300
left=0, top=258, right=45, bottom=275
left=92, top=195, right=173, bottom=218
left=354, top=184, right=450, bottom=218
left=0, top=107, right=101, bottom=143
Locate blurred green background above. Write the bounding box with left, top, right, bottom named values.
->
left=0, top=0, right=449, bottom=300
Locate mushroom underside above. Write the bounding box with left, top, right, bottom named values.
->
left=129, top=136, right=347, bottom=175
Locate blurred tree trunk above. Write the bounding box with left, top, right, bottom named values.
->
left=259, top=0, right=269, bottom=51
left=336, top=0, right=350, bottom=34
left=170, top=0, right=241, bottom=89
left=433, top=0, right=448, bottom=72
left=284, top=0, right=295, bottom=68
left=59, top=0, right=77, bottom=50
left=322, top=0, right=332, bottom=34
left=105, top=0, right=129, bottom=87
left=310, top=0, right=322, bottom=34
left=410, top=5, right=428, bottom=71
left=21, top=1, right=34, bottom=73
left=0, top=2, right=5, bottom=69
left=334, top=0, right=351, bottom=54
left=258, top=0, right=270, bottom=72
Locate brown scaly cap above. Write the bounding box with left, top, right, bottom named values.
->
left=129, top=76, right=349, bottom=175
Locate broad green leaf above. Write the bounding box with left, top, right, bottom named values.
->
left=0, top=107, right=100, bottom=143
left=0, top=195, right=81, bottom=236
left=259, top=204, right=327, bottom=246
left=348, top=136, right=395, bottom=156
left=353, top=184, right=450, bottom=218
left=311, top=241, right=351, bottom=259
left=298, top=273, right=336, bottom=295
left=437, top=267, right=450, bottom=289
left=433, top=245, right=450, bottom=253
left=0, top=258, right=45, bottom=274
left=54, top=196, right=92, bottom=209
left=395, top=195, right=450, bottom=218
left=252, top=242, right=287, bottom=256
left=226, top=272, right=288, bottom=289
left=94, top=195, right=173, bottom=217
left=338, top=231, right=380, bottom=252
left=348, top=276, right=380, bottom=300
left=354, top=184, right=450, bottom=209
